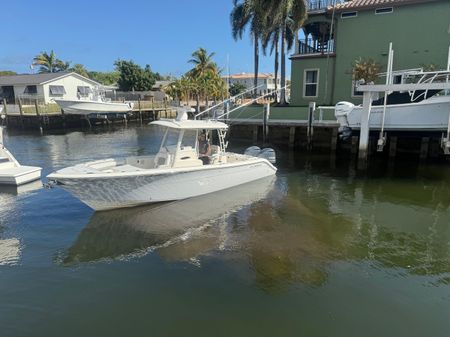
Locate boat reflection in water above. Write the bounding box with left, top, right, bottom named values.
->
left=63, top=176, right=277, bottom=265
left=0, top=180, right=43, bottom=266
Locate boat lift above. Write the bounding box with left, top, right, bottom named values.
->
left=354, top=43, right=450, bottom=159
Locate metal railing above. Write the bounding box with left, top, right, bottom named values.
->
left=298, top=38, right=335, bottom=55
left=307, top=0, right=344, bottom=11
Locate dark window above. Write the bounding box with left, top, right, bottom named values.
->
left=0, top=86, right=15, bottom=103
left=24, top=85, right=37, bottom=94
left=341, top=11, right=357, bottom=18
left=49, top=85, right=66, bottom=95
left=304, top=70, right=318, bottom=97
left=77, top=86, right=91, bottom=96
left=375, top=7, right=393, bottom=14
left=352, top=81, right=363, bottom=97
left=393, top=75, right=402, bottom=84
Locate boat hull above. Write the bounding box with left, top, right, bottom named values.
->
left=338, top=96, right=450, bottom=131
left=0, top=166, right=42, bottom=185
left=54, top=99, right=133, bottom=115
left=50, top=160, right=276, bottom=211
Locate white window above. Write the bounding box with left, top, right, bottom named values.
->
left=49, top=85, right=66, bottom=95
left=303, top=69, right=319, bottom=98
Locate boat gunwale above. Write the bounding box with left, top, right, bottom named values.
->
left=47, top=156, right=276, bottom=180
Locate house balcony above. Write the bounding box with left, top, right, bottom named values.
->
left=294, top=38, right=335, bottom=58
left=307, top=0, right=344, bottom=13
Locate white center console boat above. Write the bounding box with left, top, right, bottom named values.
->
left=47, top=110, right=277, bottom=211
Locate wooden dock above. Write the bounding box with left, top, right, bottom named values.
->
left=0, top=98, right=176, bottom=131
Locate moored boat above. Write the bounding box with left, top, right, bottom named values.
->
left=47, top=110, right=277, bottom=210
left=335, top=69, right=450, bottom=132
left=0, top=127, right=42, bottom=185
left=54, top=87, right=133, bottom=115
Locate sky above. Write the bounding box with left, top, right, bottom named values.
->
left=0, top=0, right=292, bottom=78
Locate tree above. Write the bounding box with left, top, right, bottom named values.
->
left=164, top=48, right=226, bottom=111
left=0, top=71, right=17, bottom=76
left=229, top=82, right=247, bottom=96
left=114, top=60, right=158, bottom=91
left=88, top=71, right=120, bottom=86
left=269, top=0, right=307, bottom=104
left=231, top=0, right=267, bottom=98
left=352, top=58, right=381, bottom=83
left=32, top=50, right=70, bottom=73
left=70, top=64, right=89, bottom=78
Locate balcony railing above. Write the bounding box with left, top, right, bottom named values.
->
left=307, top=0, right=344, bottom=12
left=298, top=38, right=335, bottom=56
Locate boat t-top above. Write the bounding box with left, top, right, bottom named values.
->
left=47, top=109, right=277, bottom=211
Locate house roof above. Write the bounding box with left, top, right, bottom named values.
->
left=0, top=71, right=100, bottom=86
left=223, top=72, right=274, bottom=79
left=332, top=0, right=438, bottom=12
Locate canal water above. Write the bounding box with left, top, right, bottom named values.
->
left=0, top=126, right=449, bottom=337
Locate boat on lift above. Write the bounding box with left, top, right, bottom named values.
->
left=335, top=69, right=450, bottom=132
left=0, top=127, right=42, bottom=185
left=47, top=109, right=277, bottom=211
left=54, top=87, right=133, bottom=115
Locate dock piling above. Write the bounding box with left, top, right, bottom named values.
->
left=289, top=126, right=296, bottom=148
left=307, top=102, right=316, bottom=150
left=420, top=137, right=430, bottom=159
left=358, top=92, right=374, bottom=162
left=389, top=136, right=398, bottom=158
left=34, top=99, right=43, bottom=134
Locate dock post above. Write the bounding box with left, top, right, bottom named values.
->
left=2, top=99, right=7, bottom=126
left=263, top=103, right=270, bottom=144
left=351, top=136, right=359, bottom=155
left=138, top=98, right=142, bottom=125
left=420, top=137, right=430, bottom=160
left=18, top=98, right=24, bottom=129
left=60, top=106, right=66, bottom=129
left=330, top=127, right=338, bottom=153
left=358, top=91, right=373, bottom=163
left=307, top=102, right=316, bottom=150
left=252, top=125, right=258, bottom=143
left=34, top=99, right=43, bottom=134
left=389, top=136, right=397, bottom=158
left=289, top=126, right=296, bottom=148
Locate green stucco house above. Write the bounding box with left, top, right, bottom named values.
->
left=290, top=0, right=450, bottom=107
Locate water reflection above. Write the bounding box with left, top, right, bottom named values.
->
left=63, top=176, right=277, bottom=264
left=0, top=180, right=42, bottom=266
left=63, top=162, right=450, bottom=291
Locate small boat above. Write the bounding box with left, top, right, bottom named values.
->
left=0, top=127, right=42, bottom=185
left=54, top=87, right=133, bottom=115
left=335, top=69, right=450, bottom=132
left=47, top=109, right=277, bottom=211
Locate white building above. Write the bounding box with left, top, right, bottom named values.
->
left=223, top=73, right=281, bottom=96
left=0, top=72, right=102, bottom=104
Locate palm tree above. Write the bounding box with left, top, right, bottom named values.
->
left=70, top=64, right=89, bottom=78
left=188, top=48, right=220, bottom=112
left=270, top=0, right=307, bottom=104
left=230, top=0, right=268, bottom=99
left=261, top=16, right=280, bottom=102
left=32, top=50, right=70, bottom=73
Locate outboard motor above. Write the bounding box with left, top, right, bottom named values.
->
left=244, top=146, right=261, bottom=157
left=244, top=146, right=276, bottom=164
left=335, top=101, right=354, bottom=141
